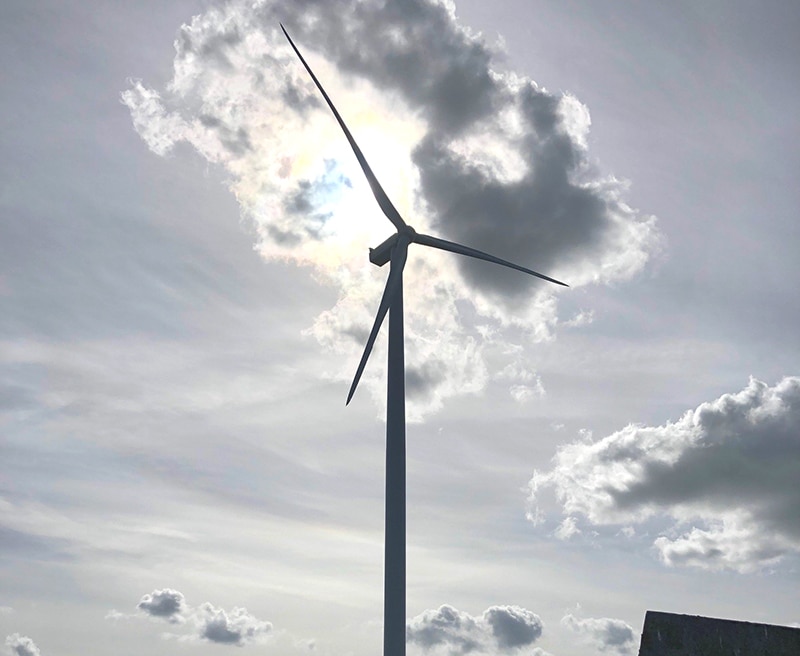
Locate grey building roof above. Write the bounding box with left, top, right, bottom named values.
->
left=638, top=610, right=800, bottom=656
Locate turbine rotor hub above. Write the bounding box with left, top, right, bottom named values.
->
left=401, top=224, right=417, bottom=239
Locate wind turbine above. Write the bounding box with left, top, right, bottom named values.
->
left=280, top=24, right=567, bottom=656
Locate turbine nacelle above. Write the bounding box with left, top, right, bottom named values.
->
left=370, top=227, right=417, bottom=267
left=369, top=234, right=398, bottom=267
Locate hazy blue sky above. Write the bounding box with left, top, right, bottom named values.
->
left=2, top=1, right=799, bottom=655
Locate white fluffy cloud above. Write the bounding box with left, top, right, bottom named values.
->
left=194, top=602, right=273, bottom=646
left=529, top=377, right=800, bottom=572
left=133, top=589, right=272, bottom=646
left=406, top=604, right=543, bottom=654
left=137, top=588, right=186, bottom=623
left=122, top=0, right=659, bottom=418
left=561, top=614, right=635, bottom=655
left=4, top=635, right=40, bottom=656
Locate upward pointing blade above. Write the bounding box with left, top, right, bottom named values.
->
left=413, top=233, right=569, bottom=287
left=280, top=24, right=407, bottom=232
left=346, top=238, right=410, bottom=405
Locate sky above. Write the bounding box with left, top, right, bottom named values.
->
left=1, top=1, right=799, bottom=655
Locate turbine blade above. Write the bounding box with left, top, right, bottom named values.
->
left=346, top=239, right=409, bottom=405
left=280, top=24, right=407, bottom=232
left=413, top=233, right=569, bottom=287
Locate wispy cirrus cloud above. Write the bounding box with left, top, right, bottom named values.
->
left=122, top=0, right=660, bottom=418
left=529, top=377, right=800, bottom=572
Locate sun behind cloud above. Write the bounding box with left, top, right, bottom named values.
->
left=122, top=0, right=660, bottom=417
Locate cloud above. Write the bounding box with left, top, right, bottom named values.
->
left=104, top=610, right=128, bottom=621
left=406, top=604, right=542, bottom=654
left=561, top=614, right=635, bottom=655
left=194, top=602, right=273, bottom=645
left=483, top=606, right=544, bottom=649
left=294, top=638, right=317, bottom=651
left=529, top=377, right=800, bottom=571
left=122, top=0, right=660, bottom=417
left=137, top=588, right=186, bottom=623
left=498, top=360, right=545, bottom=403
left=407, top=605, right=481, bottom=654
left=131, top=589, right=272, bottom=646
left=4, top=635, right=41, bottom=656
left=553, top=516, right=580, bottom=540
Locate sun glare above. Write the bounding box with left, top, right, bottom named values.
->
left=311, top=106, right=425, bottom=258
left=342, top=125, right=418, bottom=219
left=276, top=50, right=427, bottom=271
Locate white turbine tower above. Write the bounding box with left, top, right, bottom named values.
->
left=281, top=25, right=567, bottom=656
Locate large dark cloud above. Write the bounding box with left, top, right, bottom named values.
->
left=530, top=377, right=800, bottom=571
left=406, top=604, right=542, bottom=654
left=121, top=0, right=659, bottom=415
left=268, top=0, right=501, bottom=137
left=124, top=0, right=658, bottom=296
left=277, top=0, right=657, bottom=297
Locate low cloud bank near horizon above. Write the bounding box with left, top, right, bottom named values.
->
left=406, top=604, right=543, bottom=654
left=529, top=376, right=800, bottom=572
left=122, top=0, right=660, bottom=418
